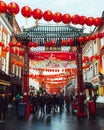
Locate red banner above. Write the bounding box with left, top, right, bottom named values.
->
left=29, top=51, right=76, bottom=61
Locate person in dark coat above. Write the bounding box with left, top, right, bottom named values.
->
left=0, top=94, right=8, bottom=122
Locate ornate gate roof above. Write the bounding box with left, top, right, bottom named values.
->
left=14, top=25, right=88, bottom=46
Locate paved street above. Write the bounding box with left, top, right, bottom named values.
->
left=0, top=108, right=104, bottom=130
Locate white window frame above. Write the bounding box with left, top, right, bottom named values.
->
left=1, top=57, right=5, bottom=71
left=94, top=62, right=98, bottom=76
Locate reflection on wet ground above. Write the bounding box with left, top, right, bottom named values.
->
left=0, top=108, right=104, bottom=130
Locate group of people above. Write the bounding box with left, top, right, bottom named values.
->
left=0, top=94, right=8, bottom=122
left=29, top=93, right=71, bottom=116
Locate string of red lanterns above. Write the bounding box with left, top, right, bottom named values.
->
left=0, top=1, right=103, bottom=26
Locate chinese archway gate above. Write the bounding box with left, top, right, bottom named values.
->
left=14, top=25, right=89, bottom=117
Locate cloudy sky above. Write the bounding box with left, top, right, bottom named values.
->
left=4, top=0, right=104, bottom=32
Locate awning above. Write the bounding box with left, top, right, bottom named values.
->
left=0, top=80, right=10, bottom=86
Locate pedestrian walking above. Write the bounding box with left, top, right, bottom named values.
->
left=0, top=94, right=8, bottom=122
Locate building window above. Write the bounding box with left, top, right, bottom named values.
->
left=16, top=66, right=18, bottom=76
left=90, top=66, right=93, bottom=79
left=84, top=71, right=87, bottom=81
left=102, top=56, right=104, bottom=72
left=94, top=40, right=97, bottom=55
left=94, top=62, right=98, bottom=76
left=101, top=37, right=104, bottom=47
left=1, top=57, right=5, bottom=71
left=12, top=64, right=15, bottom=74
left=2, top=32, right=7, bottom=46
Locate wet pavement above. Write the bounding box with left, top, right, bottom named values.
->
left=0, top=107, right=104, bottom=130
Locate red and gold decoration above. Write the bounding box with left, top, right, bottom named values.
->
left=71, top=14, right=80, bottom=24
left=53, top=12, right=62, bottom=23
left=0, top=1, right=7, bottom=15
left=21, top=6, right=32, bottom=18
left=7, top=2, right=19, bottom=15
left=43, top=10, right=53, bottom=22
left=62, top=14, right=71, bottom=24
left=0, top=1, right=103, bottom=26
left=79, top=16, right=87, bottom=25
left=86, top=17, right=94, bottom=26
left=32, top=8, right=43, bottom=20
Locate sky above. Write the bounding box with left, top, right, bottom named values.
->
left=3, top=0, right=104, bottom=33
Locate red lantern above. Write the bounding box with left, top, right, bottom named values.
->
left=62, top=14, right=71, bottom=24
left=84, top=36, right=90, bottom=42
left=21, top=6, right=32, bottom=18
left=86, top=17, right=94, bottom=26
left=7, top=2, right=19, bottom=15
left=51, top=41, right=56, bottom=47
left=5, top=46, right=9, bottom=52
left=45, top=41, right=51, bottom=47
left=67, top=38, right=74, bottom=45
left=10, top=48, right=14, bottom=53
left=78, top=36, right=84, bottom=43
left=0, top=1, right=7, bottom=14
left=94, top=17, right=102, bottom=26
left=0, top=41, right=4, bottom=47
left=53, top=12, right=62, bottom=23
left=90, top=34, right=96, bottom=40
left=71, top=14, right=80, bottom=24
left=33, top=42, right=38, bottom=47
left=97, top=32, right=104, bottom=39
left=28, top=42, right=33, bottom=47
left=32, top=8, right=43, bottom=20
left=43, top=10, right=53, bottom=22
left=79, top=16, right=87, bottom=25
left=61, top=39, right=67, bottom=46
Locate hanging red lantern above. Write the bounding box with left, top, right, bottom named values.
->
left=0, top=41, right=4, bottom=47
left=79, top=16, right=87, bottom=25
left=51, top=40, right=56, bottom=47
left=86, top=17, right=94, bottom=26
left=5, top=46, right=9, bottom=52
left=97, top=32, right=104, bottom=39
left=53, top=12, right=62, bottom=23
left=2, top=47, right=6, bottom=51
left=67, top=38, right=74, bottom=45
left=7, top=2, right=19, bottom=15
left=10, top=48, right=15, bottom=53
left=33, top=42, right=38, bottom=47
left=8, top=42, right=13, bottom=47
left=28, top=42, right=33, bottom=47
left=21, top=6, right=32, bottom=18
left=71, top=14, right=80, bottom=24
left=45, top=41, right=50, bottom=47
left=84, top=36, right=90, bottom=42
left=94, top=17, right=102, bottom=26
left=77, top=36, right=84, bottom=43
left=90, top=34, right=96, bottom=40
left=43, top=10, right=53, bottom=22
left=62, top=14, right=71, bottom=24
left=0, top=1, right=7, bottom=14
left=32, top=8, right=43, bottom=20
left=61, top=39, right=67, bottom=46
